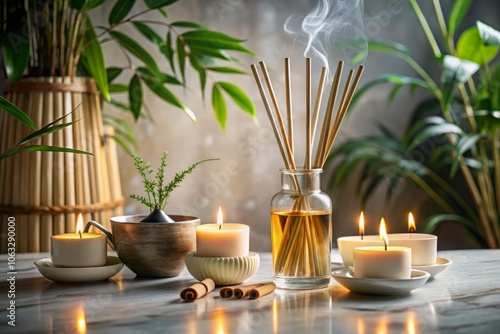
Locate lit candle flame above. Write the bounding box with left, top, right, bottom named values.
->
left=359, top=211, right=365, bottom=240
left=408, top=212, right=416, bottom=233
left=217, top=207, right=223, bottom=230
left=379, top=218, right=388, bottom=251
left=76, top=213, right=83, bottom=239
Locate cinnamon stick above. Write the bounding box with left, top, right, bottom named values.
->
left=219, top=287, right=234, bottom=299
left=180, top=278, right=215, bottom=302
left=249, top=283, right=276, bottom=299
left=234, top=284, right=262, bottom=299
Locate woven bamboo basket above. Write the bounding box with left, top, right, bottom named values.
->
left=0, top=77, right=123, bottom=253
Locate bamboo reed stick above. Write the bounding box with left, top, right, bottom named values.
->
left=259, top=61, right=296, bottom=170
left=285, top=58, right=294, bottom=160
left=314, top=61, right=343, bottom=167
left=251, top=64, right=291, bottom=170
left=311, top=67, right=328, bottom=144
left=305, top=58, right=312, bottom=170
left=321, top=65, right=365, bottom=167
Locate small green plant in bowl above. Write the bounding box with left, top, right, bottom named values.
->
left=130, top=151, right=217, bottom=223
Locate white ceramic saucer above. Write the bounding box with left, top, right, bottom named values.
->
left=332, top=269, right=430, bottom=295
left=35, top=256, right=123, bottom=283
left=412, top=257, right=452, bottom=278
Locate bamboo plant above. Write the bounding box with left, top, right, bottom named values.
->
left=328, top=0, right=500, bottom=248
left=1, top=0, right=256, bottom=153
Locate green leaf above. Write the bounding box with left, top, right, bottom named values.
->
left=70, top=0, right=105, bottom=10
left=448, top=0, right=473, bottom=37
left=0, top=96, right=37, bottom=130
left=81, top=16, right=110, bottom=101
left=366, top=39, right=410, bottom=57
left=129, top=74, right=143, bottom=120
left=107, top=67, right=123, bottom=82
left=212, top=85, right=227, bottom=130
left=142, top=76, right=196, bottom=122
left=104, top=134, right=136, bottom=156
left=349, top=74, right=431, bottom=111
left=133, top=22, right=163, bottom=45
left=110, top=31, right=161, bottom=74
left=109, top=0, right=136, bottom=25
left=18, top=121, right=79, bottom=147
left=189, top=45, right=232, bottom=60
left=407, top=123, right=464, bottom=152
left=70, top=0, right=86, bottom=10
left=422, top=214, right=485, bottom=248
left=109, top=99, right=130, bottom=112
left=171, top=21, right=207, bottom=29
left=441, top=55, right=479, bottom=106
left=3, top=8, right=30, bottom=84
left=207, top=66, right=247, bottom=74
left=182, top=30, right=254, bottom=55
left=103, top=115, right=137, bottom=147
left=217, top=82, right=256, bottom=119
left=137, top=67, right=181, bottom=85
left=109, top=84, right=128, bottom=93
left=189, top=54, right=206, bottom=94
left=456, top=26, right=498, bottom=65
left=176, top=37, right=186, bottom=83
left=144, top=0, right=178, bottom=9
left=476, top=21, right=500, bottom=46
left=166, top=31, right=175, bottom=73
left=450, top=134, right=481, bottom=177
left=0, top=145, right=92, bottom=160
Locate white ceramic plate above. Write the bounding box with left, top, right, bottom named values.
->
left=332, top=269, right=430, bottom=295
left=35, top=256, right=123, bottom=283
left=412, top=257, right=452, bottom=278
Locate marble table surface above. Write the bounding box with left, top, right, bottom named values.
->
left=1, top=249, right=499, bottom=333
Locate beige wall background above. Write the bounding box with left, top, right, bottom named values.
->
left=98, top=0, right=499, bottom=251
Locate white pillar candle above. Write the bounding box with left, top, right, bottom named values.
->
left=353, top=246, right=412, bottom=279
left=353, top=218, right=411, bottom=279
left=388, top=233, right=437, bottom=266
left=50, top=214, right=107, bottom=267
left=196, top=207, right=249, bottom=257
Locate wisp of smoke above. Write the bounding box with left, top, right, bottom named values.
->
left=284, top=0, right=367, bottom=79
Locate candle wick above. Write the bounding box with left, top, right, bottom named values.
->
left=384, top=243, right=387, bottom=251
left=360, top=233, right=364, bottom=240
left=79, top=231, right=82, bottom=239
left=219, top=224, right=221, bottom=230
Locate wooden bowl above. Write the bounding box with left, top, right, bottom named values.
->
left=110, top=215, right=200, bottom=278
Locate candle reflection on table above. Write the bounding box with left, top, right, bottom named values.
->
left=272, top=299, right=279, bottom=334
left=76, top=307, right=86, bottom=333
left=407, top=311, right=416, bottom=334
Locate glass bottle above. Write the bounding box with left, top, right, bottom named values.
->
left=270, top=168, right=332, bottom=289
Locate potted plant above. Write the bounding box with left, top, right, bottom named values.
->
left=0, top=0, right=255, bottom=252
left=328, top=0, right=500, bottom=248
left=88, top=151, right=216, bottom=277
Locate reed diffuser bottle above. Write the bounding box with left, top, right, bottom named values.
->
left=271, top=168, right=332, bottom=289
